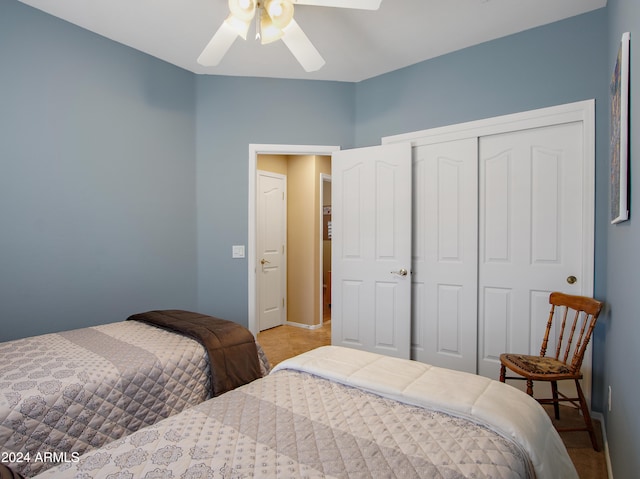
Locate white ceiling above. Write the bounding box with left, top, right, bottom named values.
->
left=18, top=0, right=607, bottom=83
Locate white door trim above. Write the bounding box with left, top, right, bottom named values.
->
left=319, top=173, right=331, bottom=329
left=248, top=144, right=341, bottom=336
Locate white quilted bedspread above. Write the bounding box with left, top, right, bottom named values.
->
left=273, top=346, right=578, bottom=479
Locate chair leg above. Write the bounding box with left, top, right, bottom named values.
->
left=526, top=379, right=534, bottom=396
left=499, top=364, right=506, bottom=383
left=575, top=379, right=600, bottom=451
left=551, top=381, right=560, bottom=420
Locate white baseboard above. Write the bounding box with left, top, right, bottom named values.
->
left=592, top=411, right=613, bottom=479
left=285, top=320, right=323, bottom=330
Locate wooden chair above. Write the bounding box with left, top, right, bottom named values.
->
left=499, top=292, right=603, bottom=450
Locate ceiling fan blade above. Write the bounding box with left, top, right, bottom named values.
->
left=281, top=19, right=326, bottom=72
left=292, top=0, right=382, bottom=10
left=197, top=22, right=239, bottom=66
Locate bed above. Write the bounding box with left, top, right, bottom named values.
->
left=29, top=346, right=578, bottom=479
left=0, top=310, right=270, bottom=477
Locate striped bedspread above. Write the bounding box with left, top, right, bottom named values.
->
left=0, top=320, right=268, bottom=476
left=31, top=346, right=577, bottom=479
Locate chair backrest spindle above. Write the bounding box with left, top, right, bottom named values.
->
left=572, top=311, right=598, bottom=372
left=561, top=309, right=580, bottom=364
left=542, top=292, right=603, bottom=375
left=540, top=305, right=555, bottom=357
left=571, top=311, right=588, bottom=361
left=554, top=306, right=570, bottom=360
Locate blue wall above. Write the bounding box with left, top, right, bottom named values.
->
left=355, top=11, right=608, bottom=147
left=195, top=75, right=355, bottom=325
left=606, top=0, right=640, bottom=477
left=0, top=1, right=198, bottom=340
left=3, top=1, right=639, bottom=475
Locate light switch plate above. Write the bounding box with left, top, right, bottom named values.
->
left=232, top=245, right=245, bottom=259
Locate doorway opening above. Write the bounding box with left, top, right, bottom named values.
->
left=248, top=144, right=340, bottom=338
left=320, top=173, right=332, bottom=329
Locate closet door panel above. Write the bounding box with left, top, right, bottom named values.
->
left=483, top=151, right=511, bottom=262
left=481, top=287, right=511, bottom=362
left=411, top=138, right=478, bottom=372
left=531, top=148, right=561, bottom=263
left=386, top=103, right=592, bottom=398
left=478, top=122, right=584, bottom=380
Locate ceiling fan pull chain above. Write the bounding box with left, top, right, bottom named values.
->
left=255, top=6, right=262, bottom=40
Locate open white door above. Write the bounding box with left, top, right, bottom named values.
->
left=331, top=143, right=412, bottom=359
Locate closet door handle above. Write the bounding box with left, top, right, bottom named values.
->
left=391, top=268, right=408, bottom=277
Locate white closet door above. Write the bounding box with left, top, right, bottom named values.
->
left=411, top=138, right=478, bottom=372
left=478, top=122, right=585, bottom=380
left=332, top=143, right=412, bottom=359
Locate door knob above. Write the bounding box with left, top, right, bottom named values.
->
left=391, top=268, right=408, bottom=277
left=566, top=275, right=577, bottom=284
left=260, top=258, right=270, bottom=265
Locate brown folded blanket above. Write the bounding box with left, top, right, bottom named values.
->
left=0, top=464, right=26, bottom=479
left=128, top=310, right=262, bottom=397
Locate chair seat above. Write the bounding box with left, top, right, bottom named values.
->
left=498, top=292, right=603, bottom=451
left=500, top=353, right=579, bottom=379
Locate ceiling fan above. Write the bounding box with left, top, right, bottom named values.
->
left=197, top=0, right=382, bottom=72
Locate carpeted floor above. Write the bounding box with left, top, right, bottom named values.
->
left=257, top=318, right=608, bottom=479
left=547, top=405, right=608, bottom=479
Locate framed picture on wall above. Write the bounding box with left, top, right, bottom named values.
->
left=610, top=32, right=631, bottom=224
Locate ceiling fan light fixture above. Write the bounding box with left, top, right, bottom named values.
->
left=201, top=0, right=381, bottom=72
left=264, top=0, right=294, bottom=29
left=228, top=0, right=257, bottom=21
left=260, top=10, right=284, bottom=44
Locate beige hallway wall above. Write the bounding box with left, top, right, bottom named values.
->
left=257, top=154, right=330, bottom=327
